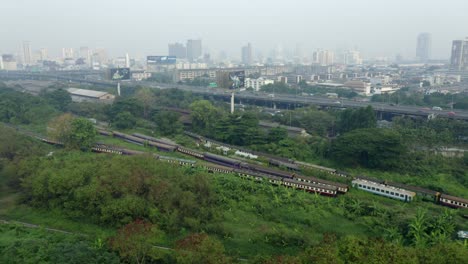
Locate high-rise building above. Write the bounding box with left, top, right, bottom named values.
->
left=39, top=48, right=48, bottom=61
left=344, top=50, right=363, bottom=65
left=313, top=50, right=334, bottom=66
left=22, top=41, right=33, bottom=65
left=187, top=39, right=202, bottom=62
left=241, top=43, right=253, bottom=65
left=2, top=54, right=17, bottom=70
left=79, top=47, right=92, bottom=66
left=62, top=48, right=74, bottom=59
left=168, top=43, right=186, bottom=59
left=450, top=38, right=468, bottom=71
left=416, top=33, right=431, bottom=62
left=125, top=53, right=130, bottom=68
left=92, top=49, right=108, bottom=65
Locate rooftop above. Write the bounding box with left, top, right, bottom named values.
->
left=67, top=88, right=110, bottom=98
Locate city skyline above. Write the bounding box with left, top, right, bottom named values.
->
left=2, top=0, right=468, bottom=60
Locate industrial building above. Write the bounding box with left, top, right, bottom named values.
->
left=67, top=88, right=115, bottom=103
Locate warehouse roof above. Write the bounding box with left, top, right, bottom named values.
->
left=67, top=88, right=110, bottom=98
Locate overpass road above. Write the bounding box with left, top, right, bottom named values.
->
left=1, top=71, right=468, bottom=121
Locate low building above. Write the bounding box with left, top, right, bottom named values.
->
left=67, top=88, right=115, bottom=103
left=245, top=77, right=274, bottom=91
left=131, top=71, right=152, bottom=81
left=344, top=80, right=371, bottom=95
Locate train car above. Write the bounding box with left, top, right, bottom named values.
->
left=92, top=145, right=123, bottom=155
left=352, top=179, right=416, bottom=202
left=354, top=175, right=386, bottom=185
left=262, top=174, right=283, bottom=185
left=203, top=164, right=235, bottom=174
left=203, top=152, right=242, bottom=167
left=335, top=170, right=350, bottom=178
left=112, top=131, right=146, bottom=145
left=147, top=141, right=177, bottom=152
left=132, top=133, right=177, bottom=147
left=158, top=156, right=196, bottom=167
left=388, top=182, right=440, bottom=202
left=177, top=146, right=204, bottom=159
left=294, top=174, right=349, bottom=193
left=246, top=164, right=294, bottom=179
left=234, top=169, right=265, bottom=181
left=268, top=158, right=300, bottom=171
left=283, top=178, right=337, bottom=197
left=97, top=129, right=112, bottom=136
left=36, top=136, right=64, bottom=146
left=120, top=148, right=146, bottom=156
left=439, top=194, right=468, bottom=209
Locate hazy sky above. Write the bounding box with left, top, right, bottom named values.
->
left=2, top=0, right=468, bottom=60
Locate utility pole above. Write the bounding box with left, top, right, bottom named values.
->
left=230, top=92, right=235, bottom=114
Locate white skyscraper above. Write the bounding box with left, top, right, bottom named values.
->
left=22, top=41, right=33, bottom=64
left=125, top=53, right=130, bottom=68
left=313, top=50, right=335, bottom=65
left=344, top=51, right=363, bottom=65
left=62, top=48, right=74, bottom=59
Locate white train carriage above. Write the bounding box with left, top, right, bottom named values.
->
left=352, top=179, right=416, bottom=202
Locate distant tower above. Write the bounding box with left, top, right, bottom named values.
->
left=168, top=43, right=187, bottom=59
left=62, top=48, right=74, bottom=59
left=39, top=48, right=48, bottom=61
left=450, top=37, right=468, bottom=71
left=187, top=39, right=202, bottom=62
left=416, top=33, right=431, bottom=62
left=79, top=47, right=91, bottom=67
left=241, top=43, right=253, bottom=65
left=125, top=53, right=130, bottom=68
left=230, top=92, right=235, bottom=114
left=22, top=41, right=32, bottom=65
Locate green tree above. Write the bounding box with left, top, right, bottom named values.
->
left=190, top=100, right=219, bottom=135
left=152, top=110, right=182, bottom=136
left=337, top=105, right=376, bottom=134
left=109, top=219, right=162, bottom=264
left=175, top=233, right=231, bottom=264
left=330, top=128, right=406, bottom=169
left=113, top=111, right=136, bottom=129
left=135, top=88, right=155, bottom=118
left=42, top=88, right=72, bottom=111
left=68, top=118, right=97, bottom=150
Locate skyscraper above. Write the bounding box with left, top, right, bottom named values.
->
left=187, top=39, right=202, bottom=62
left=241, top=43, right=253, bottom=65
left=62, top=48, right=74, bottom=59
left=168, top=43, right=186, bottom=59
left=22, top=41, right=32, bottom=64
left=39, top=48, right=48, bottom=61
left=79, top=47, right=91, bottom=66
left=344, top=50, right=363, bottom=65
left=450, top=38, right=468, bottom=71
left=416, top=33, right=431, bottom=62
left=313, top=50, right=334, bottom=65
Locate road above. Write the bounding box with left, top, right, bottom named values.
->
left=2, top=70, right=468, bottom=120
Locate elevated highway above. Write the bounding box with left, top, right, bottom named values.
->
left=1, top=70, right=468, bottom=121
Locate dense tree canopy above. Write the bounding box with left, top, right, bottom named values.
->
left=330, top=128, right=406, bottom=169
left=337, top=105, right=376, bottom=134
